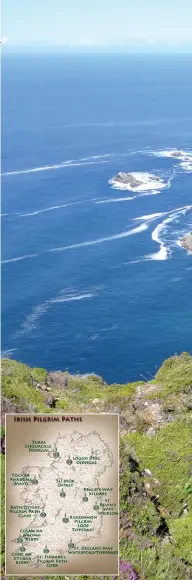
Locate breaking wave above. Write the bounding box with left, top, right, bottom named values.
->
left=180, top=161, right=192, bottom=172
left=125, top=205, right=192, bottom=263
left=149, top=223, right=170, bottom=260
left=145, top=205, right=192, bottom=261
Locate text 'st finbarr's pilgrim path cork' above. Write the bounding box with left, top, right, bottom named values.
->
left=6, top=413, right=119, bottom=576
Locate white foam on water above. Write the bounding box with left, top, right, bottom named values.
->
left=2, top=223, right=148, bottom=265
left=145, top=220, right=170, bottom=260
left=18, top=201, right=80, bottom=217
left=108, top=172, right=168, bottom=193
left=95, top=196, right=135, bottom=204
left=19, top=303, right=50, bottom=334
left=180, top=161, right=192, bottom=172
left=48, top=223, right=149, bottom=254
left=49, top=293, right=95, bottom=304
left=2, top=253, right=38, bottom=264
left=133, top=212, right=166, bottom=222
left=138, top=190, right=163, bottom=197
left=3, top=163, right=71, bottom=176
left=1, top=348, right=18, bottom=358
left=126, top=258, right=146, bottom=265
left=169, top=204, right=192, bottom=213
left=3, top=203, right=191, bottom=266
left=126, top=250, right=168, bottom=264
left=149, top=216, right=176, bottom=260
left=152, top=149, right=192, bottom=172
left=18, top=292, right=96, bottom=335
left=146, top=245, right=169, bottom=261
left=82, top=154, right=113, bottom=160
left=153, top=148, right=192, bottom=159
left=152, top=222, right=167, bottom=244
left=146, top=205, right=192, bottom=261
left=124, top=205, right=192, bottom=265
left=153, top=149, right=186, bottom=158
left=2, top=155, right=111, bottom=177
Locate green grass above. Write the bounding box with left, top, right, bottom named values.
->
left=127, top=417, right=192, bottom=515
left=137, top=545, right=191, bottom=580
left=2, top=374, right=48, bottom=412
left=155, top=352, right=192, bottom=395
left=1, top=359, right=48, bottom=411
left=30, top=367, right=48, bottom=383
left=169, top=515, right=192, bottom=565
left=120, top=424, right=192, bottom=578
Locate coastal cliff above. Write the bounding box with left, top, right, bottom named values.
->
left=1, top=353, right=192, bottom=579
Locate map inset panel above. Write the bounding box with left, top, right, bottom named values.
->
left=6, top=413, right=119, bottom=575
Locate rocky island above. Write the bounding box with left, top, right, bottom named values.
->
left=108, top=171, right=165, bottom=191
left=110, top=172, right=144, bottom=188
left=169, top=150, right=188, bottom=159
left=180, top=232, right=192, bottom=253
left=155, top=149, right=192, bottom=171
left=168, top=149, right=192, bottom=161
left=1, top=353, right=192, bottom=579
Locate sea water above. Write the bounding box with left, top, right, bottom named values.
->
left=2, top=52, right=192, bottom=382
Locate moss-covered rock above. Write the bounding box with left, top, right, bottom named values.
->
left=30, top=367, right=48, bottom=383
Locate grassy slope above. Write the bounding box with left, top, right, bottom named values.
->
left=1, top=353, right=192, bottom=580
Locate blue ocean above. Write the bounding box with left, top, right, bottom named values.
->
left=2, top=53, right=192, bottom=383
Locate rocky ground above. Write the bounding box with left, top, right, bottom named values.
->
left=180, top=233, right=192, bottom=253
left=1, top=352, right=192, bottom=579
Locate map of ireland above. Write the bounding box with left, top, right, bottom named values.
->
left=6, top=413, right=119, bottom=575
